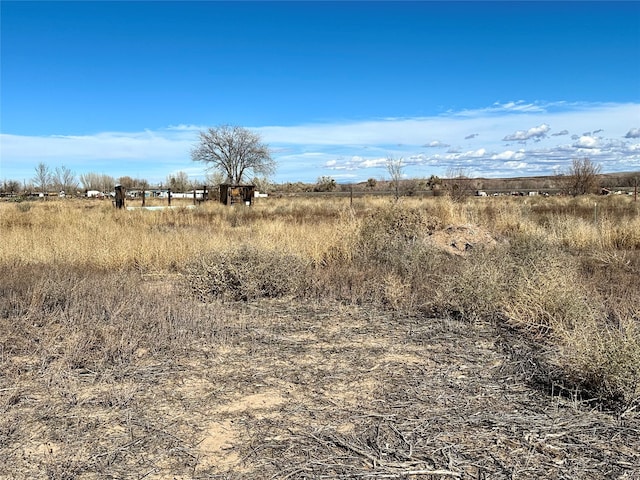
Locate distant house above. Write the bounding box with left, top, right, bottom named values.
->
left=165, top=190, right=208, bottom=199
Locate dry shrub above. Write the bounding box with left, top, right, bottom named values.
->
left=579, top=249, right=640, bottom=321
left=420, top=196, right=466, bottom=225
left=604, top=217, right=640, bottom=249
left=185, top=245, right=309, bottom=302
left=483, top=199, right=542, bottom=238
left=317, top=201, right=505, bottom=315
left=355, top=202, right=440, bottom=273
left=556, top=317, right=640, bottom=406
left=0, top=264, right=220, bottom=371
left=298, top=204, right=420, bottom=309
left=311, top=202, right=449, bottom=311
left=381, top=272, right=412, bottom=312
left=502, top=247, right=601, bottom=336
left=310, top=263, right=387, bottom=306
left=433, top=249, right=510, bottom=323
left=497, top=235, right=640, bottom=407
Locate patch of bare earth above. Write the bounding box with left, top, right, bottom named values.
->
left=429, top=224, right=498, bottom=256
left=1, top=298, right=638, bottom=479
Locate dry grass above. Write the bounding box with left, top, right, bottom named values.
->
left=1, top=194, right=639, bottom=478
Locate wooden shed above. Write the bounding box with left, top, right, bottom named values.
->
left=219, top=184, right=256, bottom=206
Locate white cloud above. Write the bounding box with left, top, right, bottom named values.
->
left=502, top=123, right=550, bottom=142
left=503, top=161, right=528, bottom=170
left=424, top=140, right=450, bottom=148
left=491, top=150, right=526, bottom=161
left=358, top=157, right=388, bottom=168
left=573, top=135, right=599, bottom=148
left=498, top=101, right=542, bottom=112
left=0, top=130, right=196, bottom=183
left=166, top=124, right=204, bottom=131
left=625, top=128, right=640, bottom=139
left=2, top=101, right=639, bottom=183
left=454, top=100, right=552, bottom=117
left=0, top=130, right=195, bottom=160
left=445, top=148, right=487, bottom=160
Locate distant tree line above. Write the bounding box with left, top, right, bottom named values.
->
left=1, top=156, right=637, bottom=199
left=0, top=162, right=239, bottom=196
left=3, top=126, right=632, bottom=201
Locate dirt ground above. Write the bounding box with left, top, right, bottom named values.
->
left=1, top=296, right=638, bottom=479
left=428, top=224, right=498, bottom=256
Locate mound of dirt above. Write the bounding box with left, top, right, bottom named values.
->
left=428, top=223, right=498, bottom=256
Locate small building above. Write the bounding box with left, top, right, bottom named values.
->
left=219, top=184, right=256, bottom=205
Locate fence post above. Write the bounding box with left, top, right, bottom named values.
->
left=168, top=188, right=172, bottom=206
left=114, top=185, right=125, bottom=209
left=193, top=188, right=197, bottom=205
left=141, top=187, right=146, bottom=207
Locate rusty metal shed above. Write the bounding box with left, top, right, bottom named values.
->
left=219, top=184, right=256, bottom=205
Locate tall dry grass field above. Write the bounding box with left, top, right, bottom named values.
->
left=2, top=195, right=639, bottom=392
left=0, top=198, right=345, bottom=270
left=1, top=194, right=639, bottom=478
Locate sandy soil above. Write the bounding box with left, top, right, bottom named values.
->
left=1, top=299, right=638, bottom=479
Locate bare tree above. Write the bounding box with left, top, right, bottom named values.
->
left=79, top=172, right=115, bottom=192
left=79, top=172, right=95, bottom=191
left=52, top=165, right=78, bottom=194
left=251, top=175, right=273, bottom=194
left=191, top=125, right=275, bottom=185
left=565, top=158, right=602, bottom=196
left=445, top=167, right=474, bottom=202
left=32, top=162, right=52, bottom=193
left=386, top=157, right=405, bottom=200
left=166, top=171, right=191, bottom=192
left=205, top=171, right=226, bottom=190
left=2, top=179, right=22, bottom=195
left=117, top=176, right=137, bottom=190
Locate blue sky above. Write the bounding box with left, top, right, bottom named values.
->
left=1, top=1, right=639, bottom=186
